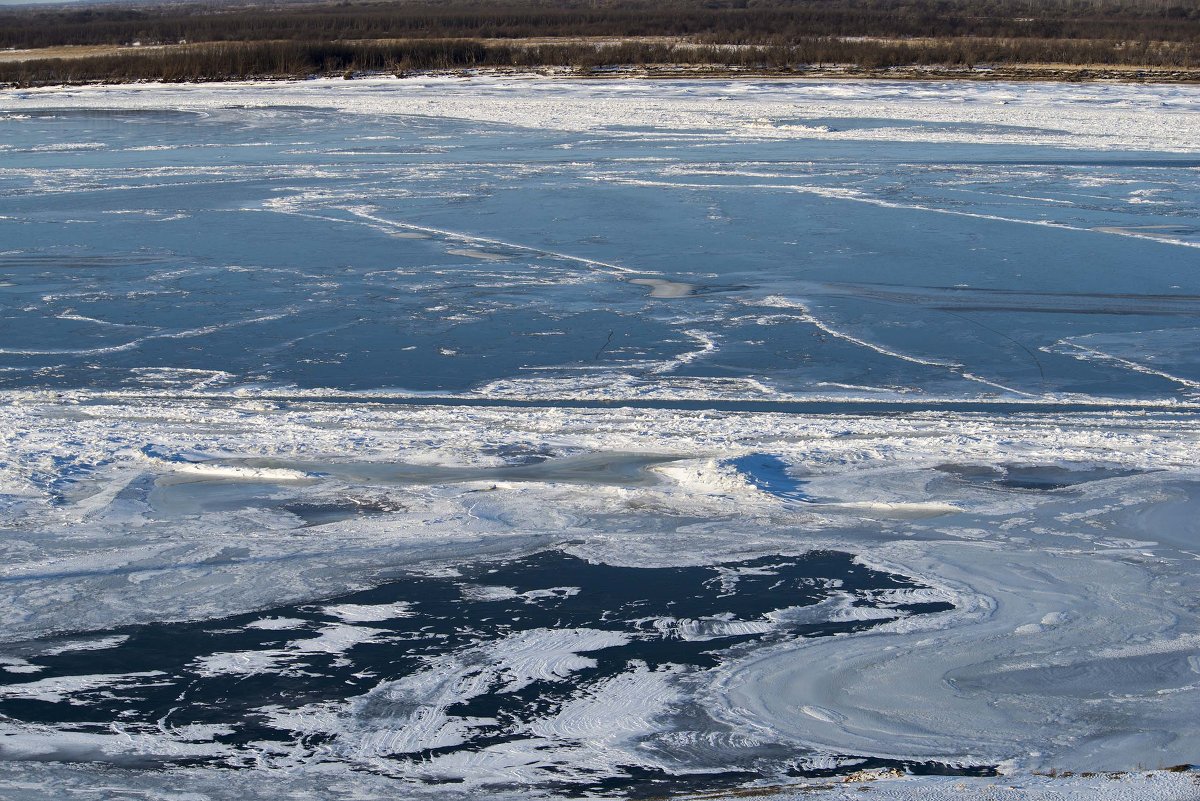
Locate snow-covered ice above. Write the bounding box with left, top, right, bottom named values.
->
left=1, top=76, right=1199, bottom=798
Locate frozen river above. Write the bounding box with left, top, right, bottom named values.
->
left=1, top=77, right=1199, bottom=799
left=3, top=79, right=1200, bottom=400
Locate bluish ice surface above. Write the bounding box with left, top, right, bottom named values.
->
left=2, top=101, right=1199, bottom=400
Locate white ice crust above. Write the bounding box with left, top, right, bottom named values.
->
left=4, top=76, right=1200, bottom=152
left=1, top=394, right=1199, bottom=790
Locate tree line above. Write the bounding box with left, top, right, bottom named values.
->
left=3, top=36, right=1197, bottom=86
left=3, top=0, right=1200, bottom=52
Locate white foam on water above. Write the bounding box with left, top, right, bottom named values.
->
left=639, top=615, right=777, bottom=641
left=0, top=657, right=42, bottom=675
left=192, top=624, right=388, bottom=678
left=243, top=616, right=308, bottom=631
left=319, top=602, right=414, bottom=623
left=0, top=725, right=231, bottom=764
left=0, top=672, right=168, bottom=705
left=262, top=626, right=631, bottom=771
left=39, top=635, right=130, bottom=656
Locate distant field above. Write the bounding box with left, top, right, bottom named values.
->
left=1, top=0, right=1198, bottom=85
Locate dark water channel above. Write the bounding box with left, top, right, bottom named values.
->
left=0, top=549, right=969, bottom=793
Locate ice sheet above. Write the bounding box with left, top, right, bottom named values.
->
left=3, top=80, right=1200, bottom=402
left=1, top=398, right=1199, bottom=782
left=2, top=76, right=1199, bottom=799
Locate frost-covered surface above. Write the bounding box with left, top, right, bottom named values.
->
left=6, top=76, right=1200, bottom=152
left=1, top=398, right=1199, bottom=788
left=782, top=771, right=1200, bottom=800
left=1, top=77, right=1199, bottom=798
left=0, top=764, right=1197, bottom=801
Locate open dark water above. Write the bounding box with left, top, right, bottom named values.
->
left=0, top=550, right=957, bottom=793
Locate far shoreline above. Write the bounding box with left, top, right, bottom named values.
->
left=6, top=61, right=1200, bottom=90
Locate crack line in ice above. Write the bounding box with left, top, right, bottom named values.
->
left=1049, top=340, right=1200, bottom=394
left=343, top=206, right=641, bottom=277
left=264, top=201, right=641, bottom=279
left=757, top=296, right=1039, bottom=398
left=0, top=310, right=298, bottom=357
left=595, top=176, right=1200, bottom=250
